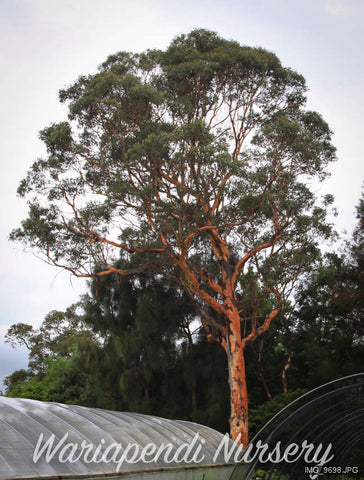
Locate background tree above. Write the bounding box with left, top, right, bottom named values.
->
left=82, top=266, right=231, bottom=428
left=4, top=275, right=231, bottom=432
left=4, top=304, right=100, bottom=403
left=11, top=29, right=336, bottom=445
left=5, top=304, right=98, bottom=376
left=290, top=190, right=364, bottom=388
left=5, top=356, right=97, bottom=406
left=83, top=267, right=194, bottom=414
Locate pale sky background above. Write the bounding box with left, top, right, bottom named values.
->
left=0, top=0, right=363, bottom=391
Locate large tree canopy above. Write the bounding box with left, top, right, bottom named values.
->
left=11, top=29, right=336, bottom=445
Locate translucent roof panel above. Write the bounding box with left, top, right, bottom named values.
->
left=0, top=397, right=235, bottom=479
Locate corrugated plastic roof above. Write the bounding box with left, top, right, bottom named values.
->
left=0, top=396, right=233, bottom=479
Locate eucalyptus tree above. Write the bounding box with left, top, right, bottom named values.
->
left=11, top=29, right=336, bottom=445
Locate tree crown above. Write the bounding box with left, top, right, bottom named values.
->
left=11, top=29, right=336, bottom=329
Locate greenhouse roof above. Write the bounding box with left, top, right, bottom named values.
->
left=0, top=396, right=234, bottom=479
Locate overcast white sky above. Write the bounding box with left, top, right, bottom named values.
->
left=1, top=0, right=363, bottom=390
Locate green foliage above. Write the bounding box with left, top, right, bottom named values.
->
left=81, top=269, right=231, bottom=429
left=4, top=191, right=363, bottom=431
left=4, top=303, right=99, bottom=376
left=4, top=303, right=101, bottom=401
left=4, top=270, right=231, bottom=430
left=249, top=388, right=308, bottom=437
left=7, top=356, right=96, bottom=406
left=3, top=369, right=31, bottom=391
left=11, top=29, right=336, bottom=326
left=9, top=29, right=357, bottom=443
left=290, top=192, right=364, bottom=389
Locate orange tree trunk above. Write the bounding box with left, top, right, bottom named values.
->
left=223, top=323, right=249, bottom=447
left=220, top=290, right=282, bottom=445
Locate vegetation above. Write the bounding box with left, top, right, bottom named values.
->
left=10, top=29, right=338, bottom=445
left=5, top=191, right=363, bottom=443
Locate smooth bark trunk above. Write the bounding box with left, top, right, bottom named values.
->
left=224, top=331, right=249, bottom=447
